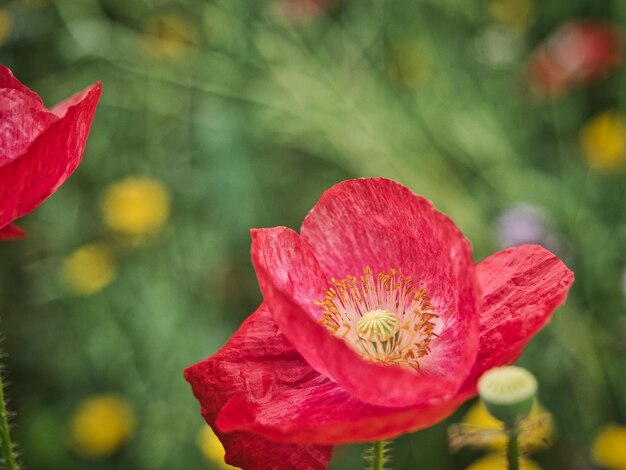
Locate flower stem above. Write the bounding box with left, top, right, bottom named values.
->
left=369, top=440, right=386, bottom=470
left=506, top=427, right=520, bottom=470
left=0, top=369, right=18, bottom=470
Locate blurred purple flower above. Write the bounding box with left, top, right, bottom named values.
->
left=496, top=203, right=549, bottom=247
left=495, top=203, right=570, bottom=262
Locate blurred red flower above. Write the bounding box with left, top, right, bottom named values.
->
left=185, top=178, right=573, bottom=470
left=0, top=65, right=101, bottom=240
left=529, top=20, right=623, bottom=98
left=279, top=0, right=339, bottom=19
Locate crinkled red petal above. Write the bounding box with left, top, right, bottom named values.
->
left=0, top=65, right=43, bottom=101
left=0, top=76, right=101, bottom=230
left=301, top=178, right=479, bottom=391
left=0, top=88, right=57, bottom=166
left=458, top=244, right=574, bottom=396
left=184, top=305, right=332, bottom=470
left=0, top=224, right=27, bottom=241
left=218, top=372, right=464, bottom=445
left=251, top=226, right=461, bottom=408
left=198, top=246, right=574, bottom=446
left=197, top=304, right=464, bottom=445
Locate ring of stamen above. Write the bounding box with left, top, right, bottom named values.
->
left=316, top=266, right=438, bottom=370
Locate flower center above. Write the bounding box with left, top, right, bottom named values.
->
left=316, top=266, right=438, bottom=370
left=357, top=309, right=398, bottom=342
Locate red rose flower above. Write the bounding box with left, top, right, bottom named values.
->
left=529, top=20, right=623, bottom=98
left=185, top=178, right=573, bottom=470
left=0, top=65, right=101, bottom=240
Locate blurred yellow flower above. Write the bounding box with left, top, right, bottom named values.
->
left=461, top=401, right=553, bottom=451
left=487, top=0, right=535, bottom=31
left=0, top=10, right=12, bottom=45
left=61, top=243, right=116, bottom=296
left=143, top=14, right=197, bottom=59
left=580, top=111, right=626, bottom=172
left=100, top=177, right=171, bottom=237
left=197, top=425, right=239, bottom=469
left=467, top=454, right=541, bottom=470
left=70, top=395, right=135, bottom=458
left=385, top=42, right=431, bottom=88
left=592, top=424, right=626, bottom=470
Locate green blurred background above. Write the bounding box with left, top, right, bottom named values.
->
left=1, top=0, right=626, bottom=468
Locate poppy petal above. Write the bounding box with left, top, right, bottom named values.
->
left=184, top=305, right=333, bottom=470
left=459, top=244, right=574, bottom=395
left=218, top=375, right=464, bottom=445
left=251, top=226, right=459, bottom=408
left=0, top=66, right=58, bottom=167
left=300, top=178, right=470, bottom=282
left=51, top=85, right=98, bottom=119
left=0, top=224, right=27, bottom=240
left=0, top=65, right=42, bottom=100
left=302, top=178, right=479, bottom=393
left=0, top=79, right=101, bottom=231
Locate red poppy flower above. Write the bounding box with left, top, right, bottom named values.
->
left=185, top=178, right=573, bottom=470
left=0, top=65, right=101, bottom=240
left=529, top=20, right=623, bottom=98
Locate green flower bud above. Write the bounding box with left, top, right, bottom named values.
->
left=477, top=366, right=537, bottom=427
